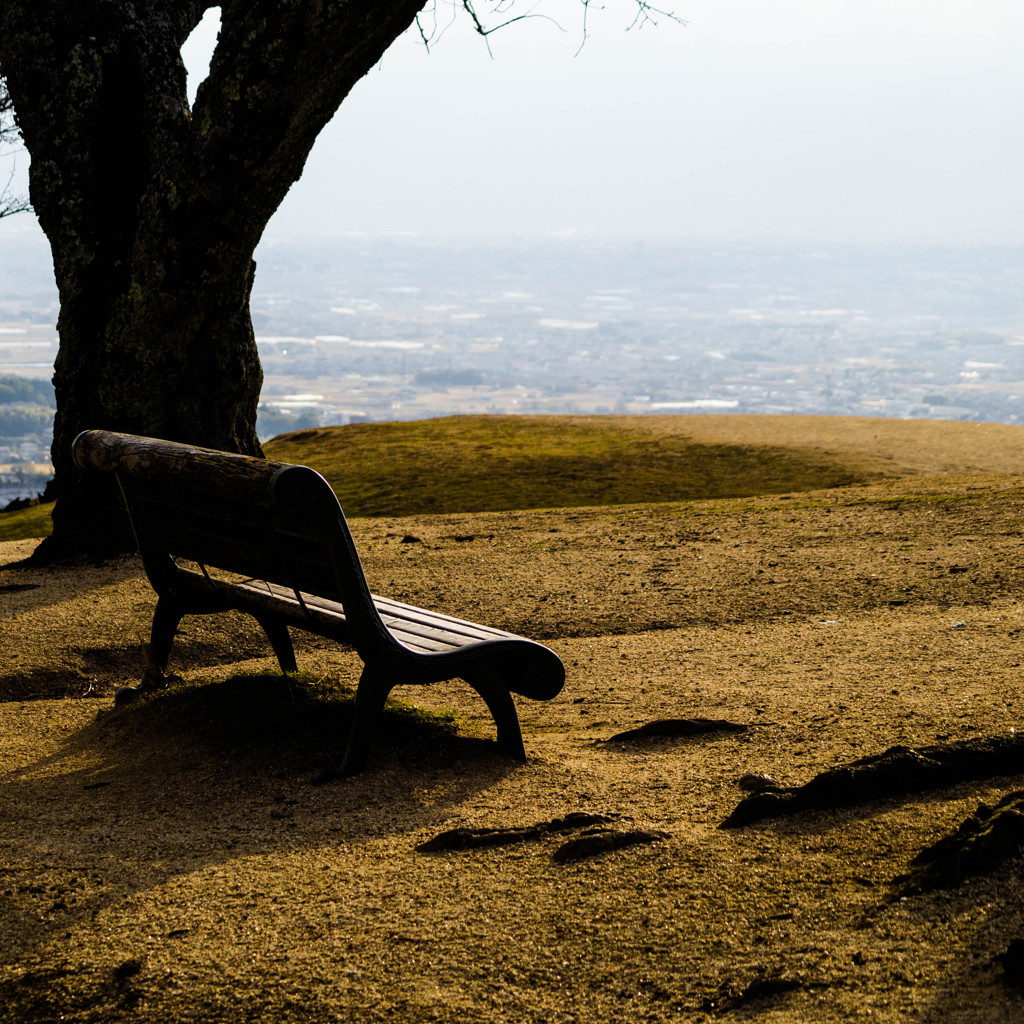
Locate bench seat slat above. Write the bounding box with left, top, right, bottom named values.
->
left=384, top=631, right=461, bottom=654
left=247, top=579, right=514, bottom=643
left=371, top=596, right=515, bottom=641
left=380, top=619, right=485, bottom=650
left=230, top=579, right=516, bottom=651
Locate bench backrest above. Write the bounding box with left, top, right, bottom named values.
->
left=72, top=430, right=383, bottom=641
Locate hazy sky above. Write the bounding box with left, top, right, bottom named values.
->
left=8, top=1, right=1024, bottom=246
left=235, top=0, right=1024, bottom=244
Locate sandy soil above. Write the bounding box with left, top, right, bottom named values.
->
left=3, top=416, right=1024, bottom=1022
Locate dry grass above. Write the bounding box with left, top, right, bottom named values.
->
left=4, top=414, right=1024, bottom=1022
left=0, top=501, right=51, bottom=543
left=264, top=413, right=1024, bottom=517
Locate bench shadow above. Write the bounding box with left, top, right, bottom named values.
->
left=0, top=610, right=333, bottom=701
left=0, top=673, right=520, bottom=969
left=0, top=634, right=278, bottom=702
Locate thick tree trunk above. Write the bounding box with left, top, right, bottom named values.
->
left=46, top=254, right=264, bottom=557
left=0, top=0, right=427, bottom=559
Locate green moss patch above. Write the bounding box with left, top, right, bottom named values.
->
left=266, top=415, right=867, bottom=517
left=0, top=501, right=52, bottom=542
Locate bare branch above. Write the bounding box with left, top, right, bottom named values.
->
left=411, top=1, right=461, bottom=51
left=417, top=2, right=683, bottom=56
left=625, top=1, right=685, bottom=31
left=460, top=0, right=565, bottom=56
left=0, top=165, right=30, bottom=217
left=415, top=13, right=433, bottom=52
left=0, top=77, right=18, bottom=144
left=574, top=0, right=597, bottom=57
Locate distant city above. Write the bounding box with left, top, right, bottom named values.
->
left=2, top=230, right=1023, bottom=505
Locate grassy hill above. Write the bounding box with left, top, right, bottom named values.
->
left=262, top=415, right=877, bottom=518
left=5, top=413, right=1024, bottom=543
left=0, top=500, right=53, bottom=544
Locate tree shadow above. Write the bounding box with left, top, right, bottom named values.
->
left=0, top=552, right=145, bottom=613
left=0, top=630, right=279, bottom=702
left=716, top=772, right=1024, bottom=1019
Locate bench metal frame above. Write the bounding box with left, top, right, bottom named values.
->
left=73, top=430, right=565, bottom=779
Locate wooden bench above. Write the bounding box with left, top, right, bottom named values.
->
left=72, top=430, right=565, bottom=780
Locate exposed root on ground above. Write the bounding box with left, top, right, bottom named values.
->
left=722, top=735, right=1024, bottom=828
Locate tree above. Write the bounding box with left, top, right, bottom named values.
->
left=0, top=77, right=29, bottom=218
left=0, top=0, right=676, bottom=559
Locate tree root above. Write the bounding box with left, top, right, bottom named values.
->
left=605, top=718, right=748, bottom=743
left=699, top=973, right=817, bottom=1014
left=721, top=733, right=1024, bottom=828
left=415, top=811, right=619, bottom=852
left=552, top=828, right=669, bottom=863
left=895, top=789, right=1024, bottom=894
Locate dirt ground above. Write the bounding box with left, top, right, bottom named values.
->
left=4, top=416, right=1024, bottom=1022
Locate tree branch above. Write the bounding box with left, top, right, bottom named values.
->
left=414, top=1, right=683, bottom=56
left=625, top=1, right=684, bottom=31
left=184, top=0, right=428, bottom=251
left=461, top=0, right=555, bottom=39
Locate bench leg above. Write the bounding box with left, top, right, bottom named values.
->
left=464, top=671, right=527, bottom=761
left=115, top=596, right=184, bottom=706
left=149, top=595, right=184, bottom=677
left=255, top=615, right=297, bottom=674
left=311, top=667, right=394, bottom=784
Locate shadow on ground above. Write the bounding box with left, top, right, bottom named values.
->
left=0, top=674, right=519, bottom=1000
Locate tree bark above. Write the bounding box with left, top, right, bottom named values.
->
left=0, top=0, right=427, bottom=558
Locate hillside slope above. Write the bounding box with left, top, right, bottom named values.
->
left=2, top=415, right=1024, bottom=1022
left=5, top=413, right=1023, bottom=542
left=266, top=413, right=1024, bottom=516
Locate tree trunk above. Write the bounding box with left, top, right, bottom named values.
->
left=0, top=0, right=427, bottom=559
left=46, top=252, right=265, bottom=557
